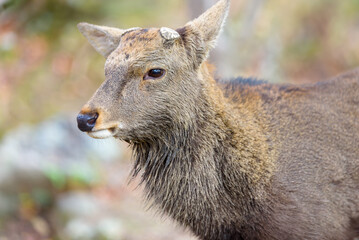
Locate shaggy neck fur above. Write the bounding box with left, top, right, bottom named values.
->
left=130, top=64, right=275, bottom=239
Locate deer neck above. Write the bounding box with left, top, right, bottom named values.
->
left=130, top=64, right=275, bottom=230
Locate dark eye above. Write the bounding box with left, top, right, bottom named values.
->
left=144, top=69, right=165, bottom=80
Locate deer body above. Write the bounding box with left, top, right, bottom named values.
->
left=77, top=0, right=359, bottom=239
left=130, top=70, right=359, bottom=240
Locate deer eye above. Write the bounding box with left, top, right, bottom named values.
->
left=144, top=69, right=165, bottom=80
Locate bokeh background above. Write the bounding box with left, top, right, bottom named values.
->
left=0, top=0, right=358, bottom=239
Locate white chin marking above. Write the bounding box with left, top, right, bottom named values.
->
left=87, top=129, right=114, bottom=139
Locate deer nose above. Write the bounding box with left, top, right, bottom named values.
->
left=77, top=112, right=98, bottom=132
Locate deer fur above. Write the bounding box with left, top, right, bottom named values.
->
left=77, top=0, right=359, bottom=239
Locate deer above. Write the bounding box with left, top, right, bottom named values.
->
left=76, top=0, right=359, bottom=239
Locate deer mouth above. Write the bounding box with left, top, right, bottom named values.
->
left=87, top=129, right=115, bottom=139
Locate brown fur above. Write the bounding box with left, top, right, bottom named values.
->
left=77, top=0, right=359, bottom=239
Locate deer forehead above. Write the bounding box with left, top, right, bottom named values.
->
left=117, top=28, right=165, bottom=56
left=106, top=28, right=181, bottom=69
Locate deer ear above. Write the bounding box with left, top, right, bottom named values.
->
left=178, top=0, right=230, bottom=67
left=77, top=22, right=127, bottom=58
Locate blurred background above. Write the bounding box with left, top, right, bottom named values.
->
left=0, top=0, right=359, bottom=239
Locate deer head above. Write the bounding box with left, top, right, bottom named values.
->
left=77, top=0, right=230, bottom=141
